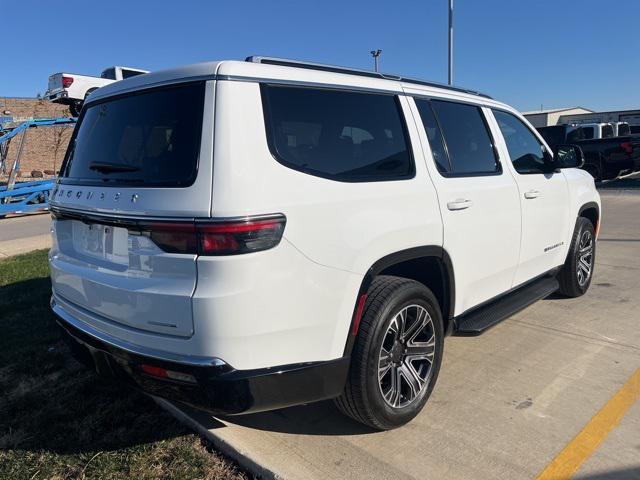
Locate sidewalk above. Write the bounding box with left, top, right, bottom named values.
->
left=0, top=213, right=52, bottom=258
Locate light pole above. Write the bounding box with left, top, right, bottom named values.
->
left=448, top=0, right=453, bottom=85
left=370, top=49, right=382, bottom=72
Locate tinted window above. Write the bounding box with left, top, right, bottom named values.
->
left=261, top=85, right=413, bottom=182
left=602, top=125, right=614, bottom=138
left=582, top=127, right=594, bottom=139
left=493, top=110, right=548, bottom=174
left=100, top=68, right=116, bottom=80
left=61, top=82, right=205, bottom=187
left=414, top=99, right=450, bottom=173
left=430, top=100, right=499, bottom=175
left=567, top=127, right=585, bottom=142
left=122, top=69, right=144, bottom=79
left=618, top=124, right=631, bottom=136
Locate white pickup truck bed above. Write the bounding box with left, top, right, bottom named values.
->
left=45, top=66, right=148, bottom=116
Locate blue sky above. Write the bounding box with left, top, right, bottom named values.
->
left=2, top=0, right=638, bottom=112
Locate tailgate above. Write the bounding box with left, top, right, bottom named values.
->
left=49, top=80, right=215, bottom=337
left=48, top=73, right=63, bottom=93
left=50, top=215, right=197, bottom=337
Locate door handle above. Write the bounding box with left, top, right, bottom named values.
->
left=447, top=199, right=473, bottom=211
left=524, top=190, right=541, bottom=199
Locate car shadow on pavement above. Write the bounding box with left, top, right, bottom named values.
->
left=210, top=401, right=377, bottom=436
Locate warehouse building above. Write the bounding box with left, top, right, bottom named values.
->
left=522, top=107, right=594, bottom=127
left=558, top=109, right=640, bottom=133
left=523, top=106, right=640, bottom=133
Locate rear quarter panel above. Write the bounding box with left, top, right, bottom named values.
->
left=207, top=79, right=443, bottom=366
left=211, top=80, right=443, bottom=275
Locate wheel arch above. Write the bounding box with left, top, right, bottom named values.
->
left=343, top=246, right=455, bottom=356
left=578, top=201, right=600, bottom=233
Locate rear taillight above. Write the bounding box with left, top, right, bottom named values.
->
left=621, top=142, right=633, bottom=154
left=62, top=76, right=74, bottom=88
left=140, top=214, right=286, bottom=255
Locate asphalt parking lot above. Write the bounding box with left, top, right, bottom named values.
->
left=168, top=188, right=640, bottom=480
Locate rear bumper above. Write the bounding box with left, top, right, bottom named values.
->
left=52, top=296, right=350, bottom=415
left=44, top=90, right=70, bottom=103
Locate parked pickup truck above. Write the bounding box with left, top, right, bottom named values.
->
left=537, top=124, right=640, bottom=181
left=45, top=66, right=148, bottom=116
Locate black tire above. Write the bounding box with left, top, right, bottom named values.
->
left=335, top=275, right=444, bottom=430
left=557, top=217, right=596, bottom=297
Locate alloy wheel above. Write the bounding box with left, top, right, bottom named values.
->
left=378, top=304, right=436, bottom=408
left=576, top=230, right=594, bottom=287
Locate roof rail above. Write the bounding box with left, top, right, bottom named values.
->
left=245, top=56, right=492, bottom=99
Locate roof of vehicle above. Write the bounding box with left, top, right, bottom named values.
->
left=87, top=56, right=514, bottom=113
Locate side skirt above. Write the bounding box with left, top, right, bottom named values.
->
left=453, top=274, right=559, bottom=336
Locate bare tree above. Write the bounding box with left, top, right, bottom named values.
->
left=49, top=126, right=72, bottom=174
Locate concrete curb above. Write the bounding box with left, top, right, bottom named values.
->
left=152, top=397, right=279, bottom=480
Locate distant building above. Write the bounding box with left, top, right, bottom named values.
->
left=558, top=109, right=640, bottom=133
left=0, top=97, right=72, bottom=178
left=522, top=107, right=594, bottom=128
left=523, top=106, right=640, bottom=133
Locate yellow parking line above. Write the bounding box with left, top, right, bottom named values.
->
left=536, top=368, right=640, bottom=480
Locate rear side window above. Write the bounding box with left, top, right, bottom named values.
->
left=493, top=110, right=548, bottom=174
left=61, top=82, right=205, bottom=187
left=260, top=85, right=414, bottom=182
left=429, top=100, right=499, bottom=175
left=602, top=125, right=614, bottom=138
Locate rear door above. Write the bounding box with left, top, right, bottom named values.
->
left=410, top=96, right=521, bottom=315
left=50, top=80, right=214, bottom=337
left=490, top=109, right=570, bottom=286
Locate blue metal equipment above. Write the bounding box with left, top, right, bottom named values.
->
left=0, top=117, right=76, bottom=217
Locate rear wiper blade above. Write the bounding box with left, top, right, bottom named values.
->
left=89, top=162, right=140, bottom=174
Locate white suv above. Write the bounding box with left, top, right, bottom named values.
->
left=49, top=57, right=600, bottom=430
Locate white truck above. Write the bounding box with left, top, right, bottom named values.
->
left=565, top=122, right=614, bottom=141
left=45, top=66, right=148, bottom=116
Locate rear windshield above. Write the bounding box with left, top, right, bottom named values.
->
left=100, top=68, right=116, bottom=79
left=61, top=82, right=205, bottom=187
